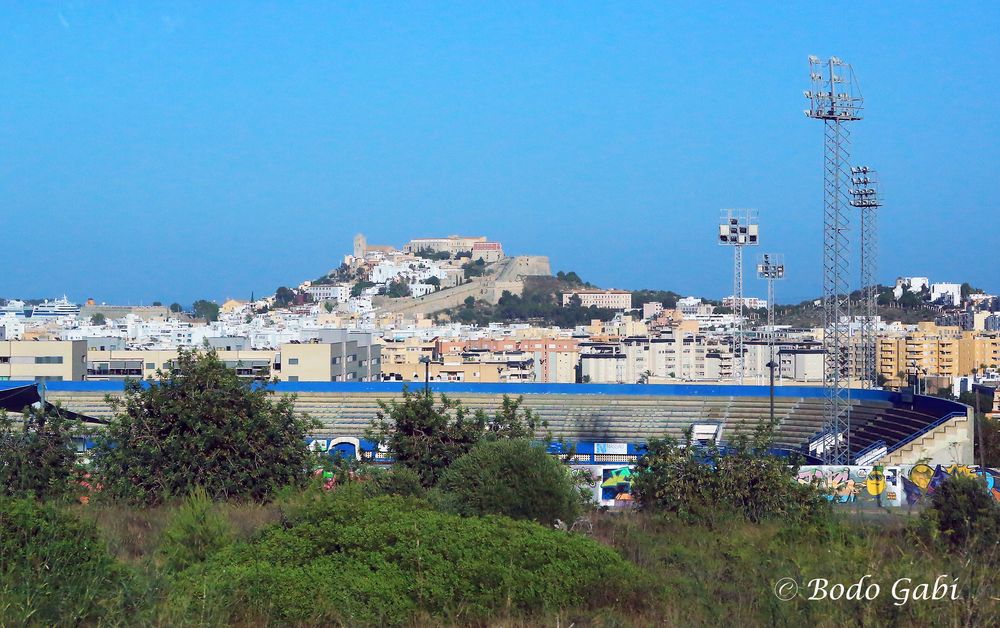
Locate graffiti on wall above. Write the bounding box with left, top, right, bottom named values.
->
left=797, top=466, right=904, bottom=507
left=798, top=464, right=1000, bottom=506
left=600, top=467, right=634, bottom=503
left=901, top=464, right=1000, bottom=506
left=577, top=463, right=1000, bottom=508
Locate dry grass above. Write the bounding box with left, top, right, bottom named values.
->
left=77, top=500, right=281, bottom=565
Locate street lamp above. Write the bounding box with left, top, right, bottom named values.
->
left=419, top=356, right=431, bottom=395
left=766, top=360, right=778, bottom=425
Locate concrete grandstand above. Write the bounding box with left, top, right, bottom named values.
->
left=15, top=381, right=973, bottom=467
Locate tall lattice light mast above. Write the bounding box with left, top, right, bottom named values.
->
left=719, top=209, right=759, bottom=384
left=850, top=166, right=882, bottom=389
left=757, top=253, right=786, bottom=369
left=804, top=55, right=863, bottom=465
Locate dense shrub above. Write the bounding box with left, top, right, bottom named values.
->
left=0, top=498, right=133, bottom=624
left=158, top=487, right=234, bottom=571
left=921, top=475, right=1000, bottom=548
left=368, top=390, right=543, bottom=487
left=361, top=465, right=426, bottom=498
left=436, top=439, right=587, bottom=525
left=91, top=348, right=317, bottom=505
left=0, top=405, right=82, bottom=499
left=632, top=423, right=827, bottom=524
left=167, top=490, right=640, bottom=625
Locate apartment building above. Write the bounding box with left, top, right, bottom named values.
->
left=743, top=340, right=824, bottom=383
left=0, top=340, right=87, bottom=382
left=86, top=349, right=277, bottom=381
left=561, top=289, right=632, bottom=310
left=379, top=349, right=534, bottom=383
left=435, top=337, right=580, bottom=383
left=580, top=333, right=733, bottom=383
left=877, top=322, right=1000, bottom=387
left=282, top=331, right=381, bottom=382
left=722, top=296, right=767, bottom=310
left=378, top=337, right=436, bottom=369
left=2, top=333, right=381, bottom=384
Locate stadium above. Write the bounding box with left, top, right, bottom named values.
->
left=2, top=380, right=973, bottom=468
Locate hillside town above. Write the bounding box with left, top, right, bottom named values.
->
left=2, top=234, right=998, bottom=414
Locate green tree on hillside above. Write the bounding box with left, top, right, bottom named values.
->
left=273, top=287, right=295, bottom=307
left=192, top=299, right=220, bottom=321
left=170, top=302, right=183, bottom=313
left=92, top=349, right=316, bottom=505
left=90, top=313, right=106, bottom=326
left=351, top=281, right=375, bottom=297
left=385, top=280, right=411, bottom=298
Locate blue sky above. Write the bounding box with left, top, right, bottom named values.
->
left=1, top=2, right=997, bottom=306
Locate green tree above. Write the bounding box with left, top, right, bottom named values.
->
left=152, top=301, right=163, bottom=306
left=351, top=281, right=375, bottom=297
left=425, top=276, right=441, bottom=288
left=273, top=287, right=295, bottom=307
left=632, top=422, right=826, bottom=524
left=192, top=299, right=220, bottom=321
left=436, top=439, right=586, bottom=525
left=462, top=258, right=487, bottom=278
left=920, top=475, right=1000, bottom=548
left=385, top=280, right=411, bottom=298
left=90, top=312, right=106, bottom=326
left=323, top=301, right=334, bottom=313
left=91, top=348, right=317, bottom=505
left=170, top=302, right=183, bottom=313
left=0, top=405, right=82, bottom=499
left=366, top=390, right=541, bottom=487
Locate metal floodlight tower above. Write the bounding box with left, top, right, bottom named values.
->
left=719, top=209, right=759, bottom=384
left=850, top=166, right=882, bottom=389
left=757, top=253, right=786, bottom=364
left=804, top=55, right=863, bottom=465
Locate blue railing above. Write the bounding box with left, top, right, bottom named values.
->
left=884, top=411, right=968, bottom=455
left=853, top=439, right=887, bottom=464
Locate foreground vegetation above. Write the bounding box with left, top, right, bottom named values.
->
left=3, top=350, right=1000, bottom=626
left=3, top=488, right=998, bottom=626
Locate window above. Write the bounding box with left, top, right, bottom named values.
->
left=35, top=376, right=63, bottom=382
left=34, top=356, right=64, bottom=364
left=145, top=363, right=155, bottom=370
left=287, top=376, right=299, bottom=382
left=333, top=357, right=341, bottom=364
left=288, top=358, right=299, bottom=365
left=347, top=354, right=356, bottom=362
